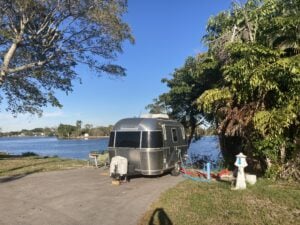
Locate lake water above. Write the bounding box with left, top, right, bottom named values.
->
left=0, top=137, right=109, bottom=160
left=0, top=136, right=221, bottom=161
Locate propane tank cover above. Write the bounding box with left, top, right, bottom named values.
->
left=110, top=156, right=128, bottom=176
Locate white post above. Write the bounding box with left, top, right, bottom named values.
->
left=94, top=156, right=98, bottom=168
left=206, top=162, right=211, bottom=180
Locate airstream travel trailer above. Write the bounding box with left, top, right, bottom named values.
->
left=108, top=114, right=188, bottom=178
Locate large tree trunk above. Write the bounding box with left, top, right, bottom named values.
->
left=0, top=15, right=27, bottom=85
left=0, top=42, right=18, bottom=85
left=219, top=134, right=243, bottom=170
left=187, top=124, right=196, bottom=147
left=280, top=144, right=286, bottom=164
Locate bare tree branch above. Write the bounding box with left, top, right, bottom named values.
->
left=8, top=60, right=48, bottom=73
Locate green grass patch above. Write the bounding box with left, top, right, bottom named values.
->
left=97, top=152, right=109, bottom=166
left=140, top=179, right=300, bottom=225
left=88, top=151, right=109, bottom=167
left=0, top=152, right=86, bottom=177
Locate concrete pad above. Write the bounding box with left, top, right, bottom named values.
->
left=0, top=168, right=184, bottom=225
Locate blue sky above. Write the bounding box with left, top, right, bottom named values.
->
left=1, top=0, right=232, bottom=132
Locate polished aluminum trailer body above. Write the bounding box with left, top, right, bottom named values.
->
left=108, top=117, right=188, bottom=176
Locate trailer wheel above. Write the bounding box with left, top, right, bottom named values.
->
left=171, top=163, right=181, bottom=176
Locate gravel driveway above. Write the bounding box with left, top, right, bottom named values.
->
left=0, top=168, right=183, bottom=225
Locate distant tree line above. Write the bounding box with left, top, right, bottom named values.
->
left=56, top=120, right=113, bottom=139
left=0, top=120, right=113, bottom=138
left=0, top=127, right=56, bottom=137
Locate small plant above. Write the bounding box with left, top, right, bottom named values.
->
left=21, top=152, right=39, bottom=157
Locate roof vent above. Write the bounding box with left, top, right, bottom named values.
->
left=140, top=114, right=169, bottom=119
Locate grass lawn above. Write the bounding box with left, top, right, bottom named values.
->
left=140, top=179, right=300, bottom=225
left=0, top=152, right=86, bottom=177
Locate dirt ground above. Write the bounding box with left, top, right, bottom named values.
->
left=0, top=168, right=184, bottom=225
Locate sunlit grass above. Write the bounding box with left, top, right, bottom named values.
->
left=0, top=152, right=86, bottom=177
left=140, top=179, right=300, bottom=225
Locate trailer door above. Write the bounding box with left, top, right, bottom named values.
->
left=163, top=126, right=180, bottom=168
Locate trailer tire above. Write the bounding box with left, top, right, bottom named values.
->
left=170, top=163, right=180, bottom=176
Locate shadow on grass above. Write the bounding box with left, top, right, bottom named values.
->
left=0, top=154, right=20, bottom=159
left=0, top=169, right=43, bottom=183
left=148, top=208, right=173, bottom=225
left=3, top=158, right=58, bottom=173
left=0, top=152, right=49, bottom=160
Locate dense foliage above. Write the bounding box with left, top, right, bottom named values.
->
left=149, top=0, right=300, bottom=179
left=0, top=0, right=133, bottom=115
left=146, top=54, right=221, bottom=145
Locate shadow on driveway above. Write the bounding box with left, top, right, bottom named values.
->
left=0, top=169, right=43, bottom=183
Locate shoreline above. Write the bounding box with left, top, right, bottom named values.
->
left=0, top=135, right=109, bottom=139
left=57, top=136, right=109, bottom=140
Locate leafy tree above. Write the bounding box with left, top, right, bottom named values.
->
left=57, top=123, right=76, bottom=138
left=43, top=127, right=55, bottom=136
left=0, top=0, right=134, bottom=115
left=76, top=120, right=82, bottom=129
left=81, top=123, right=92, bottom=134
left=31, top=127, right=44, bottom=133
left=197, top=0, right=300, bottom=178
left=148, top=54, right=222, bottom=145
left=89, top=125, right=112, bottom=136
left=84, top=124, right=93, bottom=130
left=145, top=98, right=168, bottom=114
left=75, top=120, right=82, bottom=136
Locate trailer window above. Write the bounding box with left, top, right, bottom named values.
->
left=115, top=132, right=141, bottom=148
left=142, top=131, right=163, bottom=148
left=171, top=128, right=178, bottom=142
left=108, top=132, right=115, bottom=147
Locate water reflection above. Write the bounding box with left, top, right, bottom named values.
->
left=187, top=136, right=222, bottom=170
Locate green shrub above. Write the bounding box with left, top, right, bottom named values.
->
left=21, top=152, right=39, bottom=157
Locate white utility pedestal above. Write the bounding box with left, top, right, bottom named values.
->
left=233, top=152, right=247, bottom=190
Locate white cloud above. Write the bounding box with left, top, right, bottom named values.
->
left=0, top=113, right=14, bottom=120
left=43, top=110, right=64, bottom=118
left=0, top=110, right=65, bottom=132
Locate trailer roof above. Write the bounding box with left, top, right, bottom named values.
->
left=113, top=118, right=182, bottom=131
